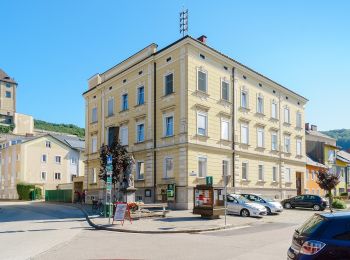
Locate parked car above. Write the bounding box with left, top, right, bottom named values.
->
left=287, top=212, right=350, bottom=259
left=282, top=195, right=327, bottom=211
left=241, top=193, right=283, bottom=214
left=226, top=194, right=267, bottom=217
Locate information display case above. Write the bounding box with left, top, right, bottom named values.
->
left=193, top=185, right=225, bottom=219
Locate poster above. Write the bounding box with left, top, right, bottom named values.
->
left=114, top=203, right=127, bottom=221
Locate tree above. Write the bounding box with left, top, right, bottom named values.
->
left=316, top=168, right=340, bottom=212
left=99, top=139, right=134, bottom=201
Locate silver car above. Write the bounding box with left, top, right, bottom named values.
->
left=227, top=194, right=267, bottom=217
left=241, top=193, right=283, bottom=214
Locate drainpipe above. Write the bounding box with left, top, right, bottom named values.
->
left=278, top=92, right=283, bottom=199
left=153, top=62, right=157, bottom=203
left=231, top=67, right=236, bottom=190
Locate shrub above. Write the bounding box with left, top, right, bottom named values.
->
left=16, top=183, right=35, bottom=200
left=340, top=192, right=348, bottom=197
left=34, top=187, right=42, bottom=199
left=332, top=199, right=347, bottom=209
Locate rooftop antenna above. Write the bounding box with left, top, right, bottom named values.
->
left=180, top=8, right=188, bottom=37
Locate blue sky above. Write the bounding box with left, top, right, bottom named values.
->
left=1, top=1, right=349, bottom=130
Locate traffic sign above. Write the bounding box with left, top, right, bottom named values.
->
left=206, top=176, right=213, bottom=187
left=107, top=155, right=112, bottom=165
left=107, top=177, right=112, bottom=183
left=107, top=183, right=112, bottom=190
left=106, top=165, right=113, bottom=172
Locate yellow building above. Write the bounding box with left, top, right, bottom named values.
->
left=0, top=69, right=17, bottom=124
left=83, top=35, right=308, bottom=209
left=0, top=134, right=85, bottom=199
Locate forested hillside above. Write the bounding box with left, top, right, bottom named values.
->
left=322, top=129, right=350, bottom=150
left=34, top=120, right=85, bottom=138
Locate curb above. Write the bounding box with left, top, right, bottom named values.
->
left=74, top=204, right=235, bottom=234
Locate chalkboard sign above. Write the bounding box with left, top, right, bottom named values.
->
left=114, top=203, right=127, bottom=221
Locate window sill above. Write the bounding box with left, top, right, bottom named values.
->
left=283, top=122, right=291, bottom=127
left=255, top=112, right=265, bottom=117
left=196, top=177, right=206, bottom=179
left=90, top=182, right=98, bottom=185
left=134, top=141, right=145, bottom=145
left=106, top=114, right=115, bottom=118
left=284, top=152, right=292, bottom=156
left=295, top=126, right=303, bottom=130
left=285, top=182, right=293, bottom=185
left=162, top=92, right=176, bottom=98
left=195, top=134, right=210, bottom=139
left=241, top=179, right=251, bottom=183
left=162, top=177, right=175, bottom=180
left=270, top=117, right=279, bottom=121
left=271, top=181, right=278, bottom=184
left=90, top=121, right=98, bottom=125
left=195, top=90, right=209, bottom=96
left=135, top=179, right=145, bottom=181
left=239, top=107, right=250, bottom=112
left=256, top=146, right=265, bottom=150
left=257, top=180, right=266, bottom=183
left=219, top=99, right=232, bottom=104
left=119, top=109, right=129, bottom=113
left=162, top=135, right=175, bottom=139
left=296, top=155, right=303, bottom=159
left=134, top=103, right=145, bottom=108
left=220, top=138, right=231, bottom=142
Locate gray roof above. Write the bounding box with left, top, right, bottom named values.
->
left=51, top=133, right=85, bottom=151
left=306, top=156, right=327, bottom=168
left=306, top=129, right=337, bottom=143
left=0, top=68, right=17, bottom=84
left=337, top=150, right=350, bottom=162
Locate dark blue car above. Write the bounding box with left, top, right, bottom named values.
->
left=288, top=211, right=350, bottom=259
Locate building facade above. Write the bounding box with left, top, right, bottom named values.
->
left=0, top=134, right=85, bottom=199
left=83, top=35, right=308, bottom=209
left=0, top=69, right=17, bottom=124
left=305, top=156, right=326, bottom=196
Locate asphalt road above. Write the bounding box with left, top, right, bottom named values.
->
left=0, top=201, right=318, bottom=260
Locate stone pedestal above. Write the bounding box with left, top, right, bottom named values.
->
left=123, top=187, right=137, bottom=203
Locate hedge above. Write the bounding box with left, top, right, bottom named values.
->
left=17, top=183, right=35, bottom=200
left=332, top=199, right=347, bottom=209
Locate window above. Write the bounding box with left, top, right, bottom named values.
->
left=91, top=168, right=97, bottom=183
left=258, top=165, right=264, bottom=181
left=306, top=169, right=309, bottom=180
left=164, top=115, right=174, bottom=137
left=197, top=70, right=207, bottom=92
left=107, top=127, right=118, bottom=147
left=312, top=170, right=315, bottom=180
left=136, top=161, right=144, bottom=180
left=91, top=107, right=97, bottom=123
left=91, top=136, right=97, bottom=153
left=198, top=157, right=207, bottom=177
left=296, top=138, right=302, bottom=156
left=221, top=80, right=229, bottom=101
left=42, top=154, right=47, bottom=163
left=257, top=96, right=264, bottom=114
left=107, top=98, right=114, bottom=116
left=5, top=91, right=11, bottom=98
left=284, top=135, right=291, bottom=153
left=241, top=123, right=249, bottom=144
left=54, top=172, right=61, bottom=180
left=197, top=112, right=207, bottom=136
left=164, top=157, right=174, bottom=178
left=46, top=141, right=51, bottom=148
left=121, top=94, right=128, bottom=111
left=55, top=156, right=61, bottom=164
left=273, top=166, right=277, bottom=182
left=271, top=101, right=278, bottom=119
left=285, top=168, right=291, bottom=182
left=71, top=157, right=77, bottom=165
left=119, top=126, right=128, bottom=146
left=221, top=118, right=229, bottom=140
left=284, top=107, right=290, bottom=124
left=242, top=162, right=248, bottom=180
left=137, top=86, right=145, bottom=105
left=41, top=172, right=47, bottom=181
left=5, top=83, right=11, bottom=88
left=222, top=160, right=229, bottom=176
left=271, top=131, right=278, bottom=151
left=165, top=73, right=174, bottom=95
left=241, top=91, right=248, bottom=108
left=257, top=127, right=264, bottom=148
left=136, top=123, right=145, bottom=142
left=296, top=112, right=302, bottom=128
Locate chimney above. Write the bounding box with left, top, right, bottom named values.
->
left=311, top=125, right=317, bottom=131
left=197, top=35, right=207, bottom=44
left=305, top=123, right=310, bottom=130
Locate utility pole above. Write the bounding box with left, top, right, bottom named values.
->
left=179, top=8, right=188, bottom=37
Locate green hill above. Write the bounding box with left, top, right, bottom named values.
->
left=321, top=129, right=350, bottom=150
left=34, top=120, right=85, bottom=138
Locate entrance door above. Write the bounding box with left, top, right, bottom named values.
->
left=296, top=172, right=302, bottom=195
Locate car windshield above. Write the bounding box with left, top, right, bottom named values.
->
left=297, top=214, right=326, bottom=236
left=258, top=196, right=274, bottom=202
left=233, top=195, right=249, bottom=203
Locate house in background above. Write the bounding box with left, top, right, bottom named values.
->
left=0, top=69, right=17, bottom=125
left=305, top=156, right=326, bottom=196
left=336, top=150, right=350, bottom=195
left=0, top=134, right=85, bottom=199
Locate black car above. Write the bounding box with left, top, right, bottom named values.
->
left=282, top=195, right=327, bottom=211
left=287, top=212, right=350, bottom=259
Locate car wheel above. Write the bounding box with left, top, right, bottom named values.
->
left=284, top=202, right=292, bottom=209
left=265, top=207, right=272, bottom=215
left=240, top=209, right=250, bottom=217
left=313, top=204, right=321, bottom=211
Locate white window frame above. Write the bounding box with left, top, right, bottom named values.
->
left=257, top=127, right=264, bottom=148
left=241, top=123, right=249, bottom=144
left=272, top=166, right=278, bottom=182
left=241, top=90, right=248, bottom=108
left=221, top=118, right=230, bottom=140
left=91, top=136, right=97, bottom=153
left=54, top=172, right=61, bottom=180
left=271, top=101, right=278, bottom=119
left=257, top=95, right=264, bottom=114
left=91, top=107, right=97, bottom=123
left=137, top=85, right=145, bottom=105
left=296, top=111, right=302, bottom=128
left=136, top=122, right=145, bottom=143
left=41, top=154, right=47, bottom=163
left=136, top=161, right=145, bottom=180
left=46, top=141, right=51, bottom=148
left=71, top=157, right=77, bottom=165
left=163, top=113, right=174, bottom=137
left=258, top=164, right=264, bottom=181
left=296, top=138, right=302, bottom=156
left=285, top=168, right=291, bottom=182
left=311, top=170, right=315, bottom=180
left=107, top=97, right=114, bottom=117
left=163, top=157, right=174, bottom=179
left=197, top=111, right=208, bottom=136
left=55, top=155, right=61, bottom=164
left=41, top=171, right=47, bottom=181
left=306, top=169, right=309, bottom=181
left=284, top=107, right=290, bottom=124
left=284, top=135, right=291, bottom=153
left=119, top=125, right=128, bottom=146
left=198, top=156, right=207, bottom=178
left=164, top=72, right=174, bottom=96
left=221, top=79, right=230, bottom=101
left=197, top=68, right=208, bottom=93
left=121, top=93, right=128, bottom=111
left=242, top=162, right=248, bottom=180
left=271, top=131, right=278, bottom=151
left=91, top=168, right=97, bottom=183
left=222, top=160, right=229, bottom=176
